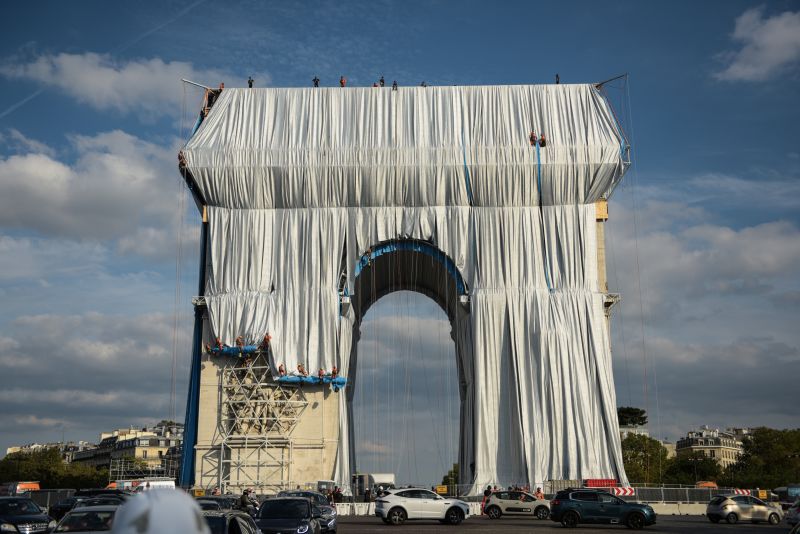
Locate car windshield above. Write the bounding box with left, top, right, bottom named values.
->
left=204, top=516, right=226, bottom=534
left=260, top=500, right=308, bottom=519
left=0, top=499, right=42, bottom=515
left=55, top=510, right=115, bottom=532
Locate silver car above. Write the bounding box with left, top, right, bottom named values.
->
left=706, top=494, right=783, bottom=525
left=485, top=490, right=550, bottom=520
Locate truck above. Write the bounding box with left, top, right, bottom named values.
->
left=351, top=473, right=396, bottom=498
left=0, top=481, right=40, bottom=496
left=114, top=477, right=175, bottom=492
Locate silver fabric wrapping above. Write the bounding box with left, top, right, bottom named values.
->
left=185, top=84, right=629, bottom=491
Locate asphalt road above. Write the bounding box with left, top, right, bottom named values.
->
left=337, top=515, right=794, bottom=533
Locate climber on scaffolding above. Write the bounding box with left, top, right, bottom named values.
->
left=331, top=365, right=338, bottom=378
left=318, top=368, right=325, bottom=379
left=278, top=363, right=286, bottom=376
left=539, top=133, right=547, bottom=147
left=297, top=363, right=308, bottom=376
left=529, top=130, right=537, bottom=146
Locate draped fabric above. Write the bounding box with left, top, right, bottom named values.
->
left=184, top=84, right=629, bottom=492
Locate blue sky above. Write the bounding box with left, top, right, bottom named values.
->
left=1, top=1, right=799, bottom=486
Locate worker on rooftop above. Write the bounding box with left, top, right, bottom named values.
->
left=392, top=80, right=398, bottom=91
left=339, top=76, right=346, bottom=87
left=379, top=76, right=385, bottom=87
left=312, top=76, right=320, bottom=87
left=556, top=73, right=560, bottom=84
left=247, top=76, right=254, bottom=88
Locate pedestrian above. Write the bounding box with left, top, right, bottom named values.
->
left=481, top=485, right=492, bottom=515
left=534, top=487, right=545, bottom=500
left=247, top=76, right=254, bottom=88
left=339, top=76, right=346, bottom=87
left=312, top=76, right=320, bottom=87
left=364, top=487, right=371, bottom=502
left=392, top=80, right=398, bottom=91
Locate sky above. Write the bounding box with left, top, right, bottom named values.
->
left=0, top=1, right=799, bottom=486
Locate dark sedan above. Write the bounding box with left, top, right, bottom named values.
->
left=255, top=498, right=320, bottom=534
left=48, top=497, right=87, bottom=521
left=277, top=490, right=337, bottom=533
left=203, top=510, right=259, bottom=534
left=0, top=497, right=55, bottom=534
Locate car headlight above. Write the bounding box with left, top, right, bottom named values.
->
left=48, top=520, right=57, bottom=529
left=0, top=524, right=17, bottom=533
left=297, top=525, right=309, bottom=534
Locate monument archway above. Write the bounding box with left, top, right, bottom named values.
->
left=346, top=239, right=473, bottom=485
left=179, top=84, right=631, bottom=494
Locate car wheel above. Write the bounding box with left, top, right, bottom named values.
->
left=446, top=507, right=464, bottom=525
left=768, top=513, right=780, bottom=525
left=726, top=512, right=738, bottom=525
left=561, top=511, right=579, bottom=528
left=535, top=506, right=550, bottom=520
left=388, top=507, right=407, bottom=525
left=487, top=506, right=502, bottom=519
left=626, top=512, right=645, bottom=530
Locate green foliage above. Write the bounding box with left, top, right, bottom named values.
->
left=621, top=434, right=667, bottom=484
left=722, top=427, right=800, bottom=488
left=441, top=463, right=459, bottom=487
left=664, top=452, right=721, bottom=485
left=0, top=448, right=108, bottom=489
left=617, top=407, right=648, bottom=427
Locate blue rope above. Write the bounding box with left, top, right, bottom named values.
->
left=461, top=129, right=474, bottom=205
left=535, top=140, right=554, bottom=293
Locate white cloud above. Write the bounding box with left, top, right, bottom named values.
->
left=0, top=129, right=198, bottom=259
left=0, top=129, right=56, bottom=156
left=715, top=7, right=800, bottom=81
left=0, top=53, right=254, bottom=120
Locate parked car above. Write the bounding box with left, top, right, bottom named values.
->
left=195, top=495, right=240, bottom=511
left=255, top=497, right=320, bottom=534
left=374, top=487, right=470, bottom=525
left=549, top=488, right=656, bottom=529
left=52, top=505, right=117, bottom=533
left=198, top=499, right=223, bottom=511
left=484, top=489, right=550, bottom=520
left=203, top=510, right=260, bottom=534
left=706, top=494, right=783, bottom=525
left=0, top=497, right=56, bottom=534
left=786, top=499, right=800, bottom=526
left=49, top=497, right=88, bottom=521
left=277, top=490, right=337, bottom=532
left=74, top=496, right=125, bottom=508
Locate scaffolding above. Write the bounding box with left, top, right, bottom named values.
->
left=109, top=457, right=179, bottom=483
left=217, top=351, right=308, bottom=493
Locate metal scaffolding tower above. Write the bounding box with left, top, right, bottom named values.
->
left=217, top=351, right=308, bottom=493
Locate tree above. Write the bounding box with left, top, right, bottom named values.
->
left=621, top=434, right=667, bottom=484
left=617, top=407, right=648, bottom=427
left=721, top=427, right=800, bottom=489
left=664, top=452, right=721, bottom=485
left=441, top=463, right=459, bottom=488
left=0, top=448, right=108, bottom=489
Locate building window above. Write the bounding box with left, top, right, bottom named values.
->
left=710, top=450, right=715, bottom=458
left=142, top=450, right=148, bottom=459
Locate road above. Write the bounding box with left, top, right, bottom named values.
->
left=337, top=515, right=794, bottom=533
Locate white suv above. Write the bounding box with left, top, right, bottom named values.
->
left=375, top=488, right=470, bottom=525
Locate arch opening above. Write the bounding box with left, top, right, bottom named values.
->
left=346, top=239, right=474, bottom=489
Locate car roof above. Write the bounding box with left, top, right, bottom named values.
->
left=67, top=505, right=119, bottom=512
left=265, top=497, right=311, bottom=502
left=202, top=510, right=250, bottom=518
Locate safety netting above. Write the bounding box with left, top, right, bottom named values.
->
left=182, top=84, right=630, bottom=492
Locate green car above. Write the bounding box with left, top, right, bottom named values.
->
left=549, top=488, right=657, bottom=529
